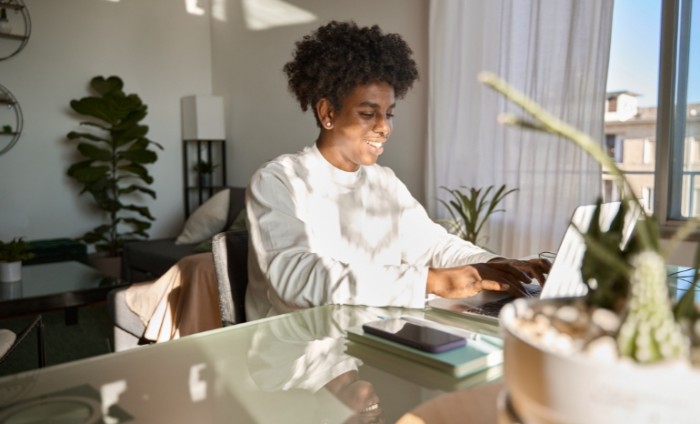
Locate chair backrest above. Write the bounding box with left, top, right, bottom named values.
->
left=212, top=230, right=249, bottom=326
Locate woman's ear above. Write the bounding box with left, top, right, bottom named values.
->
left=316, top=98, right=334, bottom=129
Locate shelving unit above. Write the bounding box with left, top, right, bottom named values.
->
left=0, top=0, right=31, bottom=61
left=183, top=139, right=227, bottom=217
left=0, top=83, right=22, bottom=155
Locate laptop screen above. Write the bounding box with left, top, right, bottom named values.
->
left=539, top=201, right=640, bottom=299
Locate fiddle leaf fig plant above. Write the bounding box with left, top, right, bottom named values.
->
left=438, top=184, right=518, bottom=244
left=66, top=75, right=163, bottom=257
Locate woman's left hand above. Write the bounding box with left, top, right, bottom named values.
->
left=487, top=257, right=552, bottom=287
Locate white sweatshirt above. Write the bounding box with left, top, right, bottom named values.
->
left=245, top=144, right=498, bottom=320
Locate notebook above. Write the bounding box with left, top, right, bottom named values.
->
left=427, top=201, right=640, bottom=322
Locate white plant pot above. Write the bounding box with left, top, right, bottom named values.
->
left=0, top=280, right=23, bottom=298
left=499, top=298, right=700, bottom=424
left=0, top=261, right=22, bottom=283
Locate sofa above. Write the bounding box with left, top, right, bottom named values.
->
left=108, top=186, right=247, bottom=351
left=121, top=186, right=246, bottom=282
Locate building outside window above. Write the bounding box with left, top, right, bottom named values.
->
left=604, top=0, right=699, bottom=222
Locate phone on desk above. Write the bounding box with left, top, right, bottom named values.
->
left=362, top=318, right=466, bottom=353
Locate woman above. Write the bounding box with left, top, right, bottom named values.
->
left=245, top=21, right=549, bottom=321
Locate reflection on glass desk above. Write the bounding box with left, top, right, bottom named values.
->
left=0, top=261, right=126, bottom=320
left=0, top=305, right=503, bottom=423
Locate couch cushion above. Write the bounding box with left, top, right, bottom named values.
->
left=175, top=187, right=247, bottom=246
left=175, top=189, right=231, bottom=245
left=122, top=238, right=199, bottom=281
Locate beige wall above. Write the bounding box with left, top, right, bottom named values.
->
left=0, top=0, right=214, bottom=241
left=0, top=0, right=428, bottom=243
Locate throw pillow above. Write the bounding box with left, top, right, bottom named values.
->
left=193, top=208, right=248, bottom=253
left=175, top=189, right=230, bottom=245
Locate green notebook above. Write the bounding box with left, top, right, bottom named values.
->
left=345, top=319, right=503, bottom=378
left=345, top=341, right=503, bottom=391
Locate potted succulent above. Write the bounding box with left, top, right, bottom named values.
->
left=479, top=72, right=700, bottom=423
left=437, top=184, right=517, bottom=245
left=0, top=237, right=35, bottom=283
left=66, top=75, right=163, bottom=278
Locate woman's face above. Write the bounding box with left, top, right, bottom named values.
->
left=317, top=82, right=396, bottom=172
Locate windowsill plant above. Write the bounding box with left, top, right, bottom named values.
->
left=437, top=184, right=517, bottom=246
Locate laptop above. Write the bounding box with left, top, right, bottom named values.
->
left=427, top=201, right=640, bottom=322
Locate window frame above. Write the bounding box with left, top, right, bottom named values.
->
left=655, top=0, right=695, bottom=235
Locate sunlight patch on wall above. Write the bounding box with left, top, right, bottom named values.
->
left=185, top=0, right=206, bottom=16
left=212, top=0, right=226, bottom=22
left=242, top=0, right=317, bottom=31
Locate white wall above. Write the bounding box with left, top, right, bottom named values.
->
left=211, top=0, right=429, bottom=202
left=0, top=0, right=429, bottom=245
left=0, top=0, right=213, bottom=242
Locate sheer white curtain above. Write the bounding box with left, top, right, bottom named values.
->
left=427, top=0, right=615, bottom=259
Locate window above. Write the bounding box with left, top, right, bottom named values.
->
left=605, top=0, right=699, bottom=224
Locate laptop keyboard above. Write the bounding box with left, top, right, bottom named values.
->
left=472, top=296, right=513, bottom=316
left=471, top=284, right=542, bottom=316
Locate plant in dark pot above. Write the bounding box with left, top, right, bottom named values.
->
left=480, top=72, right=700, bottom=423
left=66, top=76, right=163, bottom=278
left=193, top=160, right=218, bottom=187
left=0, top=237, right=35, bottom=283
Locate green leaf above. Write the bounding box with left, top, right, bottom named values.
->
left=123, top=204, right=156, bottom=220
left=67, top=131, right=109, bottom=144
left=77, top=143, right=112, bottom=162
left=90, top=75, right=124, bottom=96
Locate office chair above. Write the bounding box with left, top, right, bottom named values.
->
left=212, top=230, right=249, bottom=326
left=0, top=315, right=46, bottom=368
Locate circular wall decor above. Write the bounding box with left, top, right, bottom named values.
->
left=0, top=0, right=31, bottom=61
left=0, top=83, right=23, bottom=155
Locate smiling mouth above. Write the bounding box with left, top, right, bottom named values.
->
left=362, top=402, right=380, bottom=413
left=364, top=139, right=385, bottom=149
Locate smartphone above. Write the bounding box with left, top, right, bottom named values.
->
left=362, top=318, right=466, bottom=353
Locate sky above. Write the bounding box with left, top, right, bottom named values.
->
left=606, top=0, right=700, bottom=107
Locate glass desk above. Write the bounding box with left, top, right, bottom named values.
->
left=0, top=305, right=502, bottom=423
left=0, top=261, right=127, bottom=322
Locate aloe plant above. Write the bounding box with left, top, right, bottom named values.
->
left=479, top=71, right=697, bottom=364
left=66, top=76, right=163, bottom=257
left=438, top=184, right=517, bottom=244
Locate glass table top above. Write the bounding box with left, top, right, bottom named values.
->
left=0, top=261, right=121, bottom=301
left=0, top=261, right=128, bottom=319
left=0, top=305, right=503, bottom=423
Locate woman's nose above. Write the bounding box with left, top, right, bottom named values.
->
left=374, top=114, right=392, bottom=137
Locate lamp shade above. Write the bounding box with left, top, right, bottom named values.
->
left=181, top=95, right=225, bottom=140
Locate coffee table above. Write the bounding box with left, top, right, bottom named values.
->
left=0, top=261, right=128, bottom=323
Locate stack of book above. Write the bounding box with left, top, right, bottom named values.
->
left=345, top=317, right=503, bottom=386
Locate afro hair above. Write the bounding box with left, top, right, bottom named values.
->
left=283, top=21, right=419, bottom=123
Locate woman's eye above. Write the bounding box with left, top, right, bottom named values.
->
left=359, top=112, right=374, bottom=119
left=387, top=113, right=395, bottom=119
